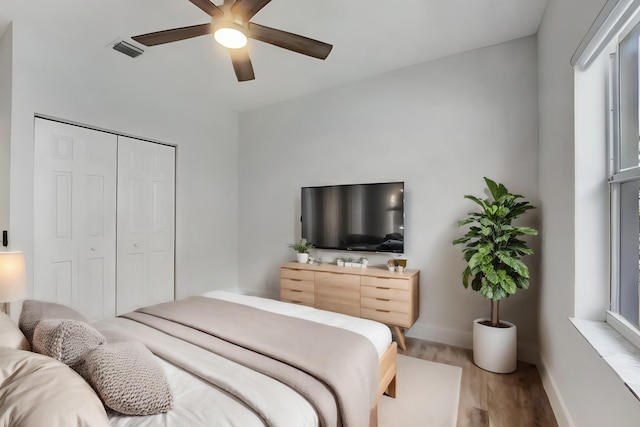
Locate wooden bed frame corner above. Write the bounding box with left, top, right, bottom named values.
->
left=370, top=341, right=398, bottom=427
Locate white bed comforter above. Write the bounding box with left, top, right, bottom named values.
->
left=101, top=317, right=319, bottom=427
left=103, top=291, right=392, bottom=427
left=202, top=290, right=392, bottom=357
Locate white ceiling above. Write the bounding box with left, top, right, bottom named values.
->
left=0, top=0, right=548, bottom=112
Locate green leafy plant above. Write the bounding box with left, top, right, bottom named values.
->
left=288, top=239, right=314, bottom=254
left=452, top=177, right=538, bottom=327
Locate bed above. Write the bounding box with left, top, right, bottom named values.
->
left=0, top=291, right=397, bottom=427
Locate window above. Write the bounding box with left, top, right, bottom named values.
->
left=610, top=19, right=640, bottom=331
left=571, top=0, right=640, bottom=398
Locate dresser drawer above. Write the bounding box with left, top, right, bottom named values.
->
left=361, top=296, right=409, bottom=313
left=361, top=276, right=410, bottom=291
left=361, top=307, right=412, bottom=328
left=281, top=267, right=315, bottom=281
left=281, top=278, right=314, bottom=293
left=315, top=272, right=360, bottom=317
left=361, top=285, right=409, bottom=302
left=315, top=271, right=360, bottom=288
left=280, top=288, right=315, bottom=306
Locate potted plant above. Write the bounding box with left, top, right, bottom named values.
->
left=288, top=239, right=314, bottom=264
left=359, top=256, right=368, bottom=268
left=452, top=177, right=537, bottom=373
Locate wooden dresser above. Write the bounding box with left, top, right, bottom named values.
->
left=280, top=262, right=419, bottom=350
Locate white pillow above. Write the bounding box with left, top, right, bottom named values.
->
left=0, top=348, right=111, bottom=427
left=0, top=311, right=30, bottom=351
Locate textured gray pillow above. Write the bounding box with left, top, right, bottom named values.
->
left=19, top=300, right=88, bottom=345
left=32, top=319, right=105, bottom=366
left=85, top=341, right=173, bottom=415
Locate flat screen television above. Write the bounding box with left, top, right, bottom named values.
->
left=301, top=182, right=404, bottom=253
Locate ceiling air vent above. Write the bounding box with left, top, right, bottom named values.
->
left=112, top=40, right=144, bottom=58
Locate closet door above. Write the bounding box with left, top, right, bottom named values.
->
left=117, top=136, right=175, bottom=315
left=33, top=118, right=117, bottom=321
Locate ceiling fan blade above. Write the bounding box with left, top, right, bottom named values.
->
left=188, top=0, right=223, bottom=17
left=230, top=47, right=255, bottom=81
left=231, top=0, right=272, bottom=20
left=132, top=23, right=212, bottom=47
left=248, top=23, right=332, bottom=60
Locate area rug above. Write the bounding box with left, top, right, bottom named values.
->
left=378, top=355, right=462, bottom=427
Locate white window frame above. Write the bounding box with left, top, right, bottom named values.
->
left=571, top=2, right=640, bottom=401
left=574, top=0, right=640, bottom=347
left=608, top=6, right=640, bottom=343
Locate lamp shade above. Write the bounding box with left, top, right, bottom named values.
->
left=0, top=251, right=27, bottom=303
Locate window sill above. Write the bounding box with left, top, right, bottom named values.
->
left=570, top=317, right=640, bottom=401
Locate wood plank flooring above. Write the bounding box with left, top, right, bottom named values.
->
left=399, top=337, right=558, bottom=427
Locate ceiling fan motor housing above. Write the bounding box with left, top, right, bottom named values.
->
left=212, top=15, right=249, bottom=49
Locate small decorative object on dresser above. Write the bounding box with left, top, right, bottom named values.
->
left=280, top=262, right=420, bottom=351
left=453, top=177, right=537, bottom=373
left=387, top=259, right=395, bottom=272
left=288, top=239, right=314, bottom=264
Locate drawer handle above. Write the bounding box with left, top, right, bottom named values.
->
left=290, top=278, right=302, bottom=282
left=376, top=298, right=390, bottom=302
left=291, top=301, right=302, bottom=304
left=376, top=286, right=390, bottom=290
left=290, top=289, right=302, bottom=293
left=376, top=277, right=390, bottom=280
left=376, top=309, right=391, bottom=313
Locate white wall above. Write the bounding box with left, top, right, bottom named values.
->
left=8, top=20, right=240, bottom=302
left=538, top=0, right=640, bottom=425
left=0, top=25, right=11, bottom=248
left=238, top=36, right=541, bottom=361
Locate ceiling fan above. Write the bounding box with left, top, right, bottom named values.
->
left=131, top=0, right=333, bottom=82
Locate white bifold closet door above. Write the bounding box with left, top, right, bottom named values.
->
left=34, top=118, right=176, bottom=320
left=116, top=136, right=175, bottom=315
left=34, top=119, right=117, bottom=321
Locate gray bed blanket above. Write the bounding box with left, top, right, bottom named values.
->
left=121, top=296, right=379, bottom=427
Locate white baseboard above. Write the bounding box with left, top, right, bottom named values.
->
left=406, top=321, right=539, bottom=365
left=537, top=354, right=575, bottom=427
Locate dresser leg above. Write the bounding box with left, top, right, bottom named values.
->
left=392, top=326, right=407, bottom=351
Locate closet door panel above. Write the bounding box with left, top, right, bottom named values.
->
left=149, top=145, right=175, bottom=305
left=117, top=137, right=175, bottom=315
left=34, top=119, right=117, bottom=321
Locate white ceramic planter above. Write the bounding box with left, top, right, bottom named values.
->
left=472, top=318, right=517, bottom=373
left=296, top=253, right=309, bottom=264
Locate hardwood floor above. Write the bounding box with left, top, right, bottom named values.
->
left=399, top=336, right=558, bottom=427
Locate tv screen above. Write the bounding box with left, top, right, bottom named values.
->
left=301, top=182, right=404, bottom=253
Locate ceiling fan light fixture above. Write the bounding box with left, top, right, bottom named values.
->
left=213, top=22, right=248, bottom=49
